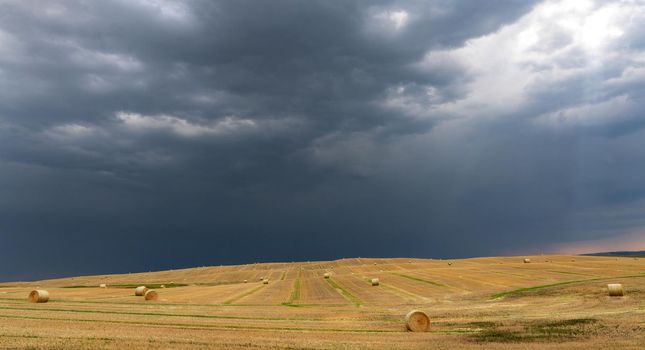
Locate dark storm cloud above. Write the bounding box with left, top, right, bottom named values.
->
left=1, top=0, right=644, bottom=281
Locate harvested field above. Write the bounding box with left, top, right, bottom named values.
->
left=297, top=276, right=350, bottom=305
left=0, top=255, right=643, bottom=349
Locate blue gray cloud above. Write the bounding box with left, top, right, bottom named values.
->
left=1, top=0, right=644, bottom=281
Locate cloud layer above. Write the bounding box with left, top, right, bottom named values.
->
left=1, top=0, right=644, bottom=280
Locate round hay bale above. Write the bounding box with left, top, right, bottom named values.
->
left=99, top=284, right=107, bottom=288
left=263, top=279, right=269, bottom=284
left=243, top=279, right=248, bottom=283
left=160, top=285, right=166, bottom=288
left=28, top=290, right=49, bottom=303
left=323, top=272, right=331, bottom=279
left=371, top=278, right=380, bottom=286
left=144, top=290, right=158, bottom=301
left=134, top=286, right=148, bottom=296
left=607, top=284, right=624, bottom=297
left=405, top=310, right=430, bottom=332
left=523, top=258, right=531, bottom=263
left=448, top=262, right=452, bottom=266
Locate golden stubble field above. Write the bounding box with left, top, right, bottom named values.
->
left=0, top=255, right=643, bottom=349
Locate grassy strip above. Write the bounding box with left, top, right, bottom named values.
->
left=432, top=329, right=481, bottom=334
left=394, top=273, right=446, bottom=287
left=0, top=333, right=239, bottom=347
left=0, top=305, right=319, bottom=321
left=0, top=314, right=398, bottom=333
left=63, top=283, right=188, bottom=289
left=380, top=283, right=426, bottom=301
left=468, top=318, right=600, bottom=343
left=0, top=297, right=329, bottom=308
left=491, top=279, right=598, bottom=300
left=0, top=333, right=214, bottom=347
left=325, top=278, right=362, bottom=307
left=490, top=274, right=645, bottom=300
left=223, top=285, right=265, bottom=305
left=548, top=270, right=595, bottom=277
left=282, top=271, right=301, bottom=307
left=193, top=281, right=250, bottom=287
left=0, top=334, right=43, bottom=339
left=0, top=298, right=353, bottom=309
left=63, top=281, right=256, bottom=289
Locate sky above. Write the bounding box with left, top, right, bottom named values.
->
left=1, top=0, right=645, bottom=281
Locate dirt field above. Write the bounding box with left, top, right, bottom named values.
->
left=0, top=255, right=643, bottom=349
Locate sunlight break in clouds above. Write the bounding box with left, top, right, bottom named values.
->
left=404, top=0, right=643, bottom=124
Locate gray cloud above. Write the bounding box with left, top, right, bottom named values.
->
left=1, top=0, right=644, bottom=281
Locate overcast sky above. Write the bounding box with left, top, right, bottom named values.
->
left=1, top=0, right=645, bottom=281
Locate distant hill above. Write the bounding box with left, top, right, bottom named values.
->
left=582, top=251, right=644, bottom=258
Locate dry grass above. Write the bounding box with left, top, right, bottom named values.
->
left=0, top=255, right=643, bottom=349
